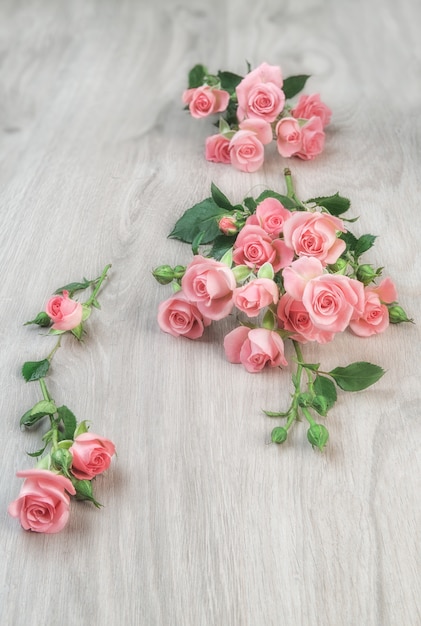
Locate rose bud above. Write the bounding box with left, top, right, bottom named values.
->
left=152, top=265, right=175, bottom=285
left=357, top=264, right=379, bottom=285
left=271, top=427, right=288, bottom=444
left=388, top=305, right=413, bottom=324
left=307, top=424, right=329, bottom=451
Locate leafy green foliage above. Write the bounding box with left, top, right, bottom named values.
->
left=210, top=236, right=236, bottom=260
left=313, top=375, right=337, bottom=412
left=24, top=312, right=52, bottom=327
left=54, top=279, right=91, bottom=295
left=57, top=405, right=77, bottom=441
left=188, top=64, right=207, bottom=88
left=22, top=359, right=50, bottom=382
left=255, top=190, right=298, bottom=210
left=217, top=70, right=243, bottom=94
left=211, top=182, right=235, bottom=211
left=169, top=198, right=228, bottom=244
left=282, top=75, right=310, bottom=100
left=306, top=193, right=351, bottom=216
left=354, top=234, right=377, bottom=258
left=20, top=400, right=57, bottom=428
left=328, top=362, right=385, bottom=391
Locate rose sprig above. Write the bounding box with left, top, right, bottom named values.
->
left=153, top=171, right=411, bottom=451
left=183, top=61, right=331, bottom=172
left=8, top=264, right=116, bottom=533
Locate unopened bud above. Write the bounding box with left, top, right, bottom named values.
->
left=271, top=427, right=288, bottom=444
left=312, top=395, right=328, bottom=416
left=328, top=258, right=347, bottom=274
left=152, top=265, right=174, bottom=285
left=388, top=305, right=413, bottom=324
left=51, top=448, right=73, bottom=472
left=357, top=264, right=378, bottom=285
left=298, top=392, right=313, bottom=407
left=173, top=265, right=186, bottom=279
left=218, top=216, right=238, bottom=236
left=307, top=424, right=329, bottom=451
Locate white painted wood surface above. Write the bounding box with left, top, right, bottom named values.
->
left=1, top=0, right=420, bottom=624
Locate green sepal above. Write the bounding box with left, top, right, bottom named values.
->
left=263, top=410, right=290, bottom=418
left=243, top=196, right=257, bottom=212
left=262, top=308, right=276, bottom=330
left=54, top=278, right=91, bottom=295
left=220, top=248, right=233, bottom=268
left=311, top=395, right=329, bottom=417
left=300, top=362, right=320, bottom=371
left=57, top=405, right=77, bottom=441
left=169, top=198, right=228, bottom=244
left=74, top=420, right=89, bottom=438
left=188, top=64, right=207, bottom=89
left=257, top=262, right=274, bottom=280
left=71, top=323, right=84, bottom=340
left=328, top=362, right=385, bottom=391
left=306, top=193, right=351, bottom=216
left=82, top=305, right=92, bottom=321
left=255, top=190, right=297, bottom=210
left=71, top=479, right=102, bottom=507
left=51, top=448, right=73, bottom=474
left=48, top=328, right=66, bottom=336
left=57, top=439, right=74, bottom=450
left=24, top=312, right=52, bottom=327
left=26, top=445, right=48, bottom=458
left=22, top=359, right=50, bottom=382
left=282, top=74, right=311, bottom=100
left=232, top=265, right=252, bottom=283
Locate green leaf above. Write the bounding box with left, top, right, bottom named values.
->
left=220, top=247, right=233, bottom=267
left=244, top=197, right=257, bottom=212
left=263, top=409, right=290, bottom=417
left=71, top=323, right=84, bottom=340
left=255, top=190, right=297, bottom=210
left=328, top=362, right=385, bottom=391
left=57, top=405, right=77, bottom=441
left=232, top=264, right=252, bottom=283
left=210, top=235, right=236, bottom=261
left=188, top=64, right=207, bottom=88
left=24, top=312, right=52, bottom=327
left=262, top=308, right=276, bottom=330
left=257, top=262, right=274, bottom=279
left=211, top=182, right=235, bottom=211
left=27, top=445, right=47, bottom=458
left=74, top=420, right=89, bottom=438
left=22, top=359, right=50, bottom=382
left=169, top=198, right=227, bottom=244
left=71, top=479, right=102, bottom=507
left=217, top=70, right=243, bottom=94
left=313, top=375, right=337, bottom=411
left=354, top=234, right=377, bottom=258
left=306, top=193, right=351, bottom=216
left=20, top=400, right=57, bottom=428
left=340, top=231, right=358, bottom=252
left=54, top=279, right=91, bottom=295
left=82, top=305, right=92, bottom=321
left=282, top=74, right=311, bottom=99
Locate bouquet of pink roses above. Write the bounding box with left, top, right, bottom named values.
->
left=183, top=62, right=331, bottom=172
left=154, top=171, right=411, bottom=450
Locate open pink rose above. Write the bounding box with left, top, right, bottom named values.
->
left=295, top=116, right=325, bottom=160
left=349, top=289, right=390, bottom=337
left=282, top=211, right=346, bottom=265
left=8, top=469, right=76, bottom=534
left=371, top=277, right=398, bottom=304
left=181, top=255, right=235, bottom=320
left=245, top=197, right=292, bottom=237
left=275, top=117, right=302, bottom=157
left=282, top=256, right=325, bottom=301
left=182, top=86, right=230, bottom=118
left=229, top=130, right=265, bottom=172
left=233, top=224, right=294, bottom=272
left=46, top=290, right=83, bottom=331
left=302, top=274, right=365, bottom=333
left=224, top=326, right=288, bottom=373
left=292, top=94, right=332, bottom=128
left=277, top=293, right=335, bottom=344
left=233, top=278, right=279, bottom=317
left=239, top=118, right=273, bottom=144
left=205, top=134, right=231, bottom=164
left=158, top=292, right=211, bottom=339
left=236, top=62, right=284, bottom=122
left=69, top=433, right=116, bottom=481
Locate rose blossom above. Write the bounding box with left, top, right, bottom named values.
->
left=245, top=197, right=291, bottom=237
left=302, top=274, right=365, bottom=333
left=46, top=290, right=83, bottom=331
left=348, top=289, right=390, bottom=337
left=181, top=255, right=235, bottom=320
left=277, top=293, right=335, bottom=344
left=236, top=62, right=285, bottom=122
left=371, top=276, right=398, bottom=304
left=205, top=134, right=231, bottom=164
left=219, top=216, right=238, bottom=235
left=282, top=211, right=346, bottom=265
left=282, top=256, right=325, bottom=301
left=233, top=224, right=294, bottom=272
left=182, top=86, right=230, bottom=118
left=295, top=116, right=325, bottom=160
left=8, top=469, right=76, bottom=534
left=233, top=278, right=279, bottom=317
left=229, top=130, right=265, bottom=173
left=158, top=292, right=211, bottom=339
left=69, top=433, right=116, bottom=481
left=292, top=93, right=332, bottom=127
left=224, top=326, right=288, bottom=373
left=239, top=118, right=273, bottom=144
left=275, top=117, right=302, bottom=158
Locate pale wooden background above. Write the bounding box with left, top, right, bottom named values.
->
left=0, top=0, right=420, bottom=624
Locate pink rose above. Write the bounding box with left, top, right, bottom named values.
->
left=158, top=292, right=211, bottom=339
left=233, top=224, right=294, bottom=272
left=277, top=293, right=335, bottom=344
left=295, top=117, right=325, bottom=160
left=46, top=290, right=83, bottom=330
left=233, top=278, right=279, bottom=317
left=219, top=216, right=238, bottom=235
left=181, top=255, right=235, bottom=320
left=182, top=86, right=230, bottom=118
left=245, top=197, right=291, bottom=237
left=292, top=94, right=332, bottom=127
left=283, top=257, right=325, bottom=300
left=205, top=134, right=231, bottom=164
left=275, top=117, right=302, bottom=157
left=282, top=211, right=346, bottom=265
left=371, top=277, right=398, bottom=304
left=8, top=469, right=76, bottom=534
left=224, top=326, right=288, bottom=373
left=302, top=274, right=365, bottom=333
left=349, top=289, right=390, bottom=337
left=69, top=433, right=116, bottom=481
left=229, top=130, right=265, bottom=172
left=236, top=62, right=285, bottom=122
left=239, top=118, right=273, bottom=144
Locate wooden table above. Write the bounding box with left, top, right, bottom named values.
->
left=1, top=1, right=420, bottom=624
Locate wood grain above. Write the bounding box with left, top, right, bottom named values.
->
left=1, top=0, right=420, bottom=624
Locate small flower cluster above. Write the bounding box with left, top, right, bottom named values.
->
left=154, top=171, right=411, bottom=450
left=183, top=62, right=331, bottom=172
left=8, top=265, right=115, bottom=534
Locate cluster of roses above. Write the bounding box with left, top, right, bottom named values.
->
left=157, top=196, right=398, bottom=360
left=183, top=62, right=331, bottom=172
left=8, top=266, right=116, bottom=534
